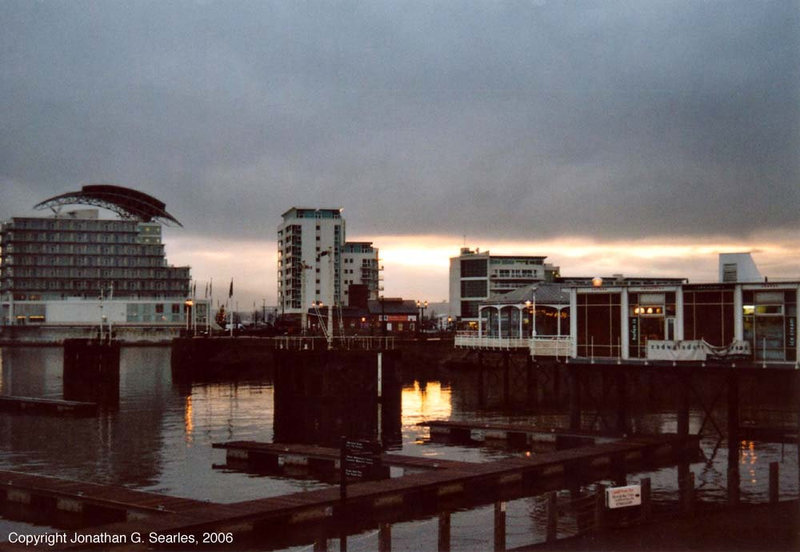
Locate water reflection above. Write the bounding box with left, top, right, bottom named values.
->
left=402, top=380, right=452, bottom=423
left=1, top=347, right=798, bottom=547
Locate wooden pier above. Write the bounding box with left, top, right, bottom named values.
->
left=1, top=434, right=699, bottom=551
left=0, top=396, right=98, bottom=417
left=0, top=470, right=207, bottom=527
left=421, top=420, right=619, bottom=449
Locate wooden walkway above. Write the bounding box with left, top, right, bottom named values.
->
left=421, top=420, right=620, bottom=448
left=0, top=434, right=699, bottom=551
left=0, top=470, right=206, bottom=519
left=213, top=441, right=475, bottom=474
left=0, top=396, right=98, bottom=417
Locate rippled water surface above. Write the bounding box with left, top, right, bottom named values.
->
left=1, top=346, right=797, bottom=550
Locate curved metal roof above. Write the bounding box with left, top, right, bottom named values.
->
left=34, top=184, right=182, bottom=226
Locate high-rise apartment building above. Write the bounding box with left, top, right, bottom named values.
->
left=277, top=208, right=345, bottom=315
left=277, top=208, right=381, bottom=317
left=449, top=248, right=560, bottom=326
left=341, top=241, right=381, bottom=304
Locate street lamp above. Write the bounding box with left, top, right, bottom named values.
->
left=416, top=300, right=428, bottom=334
left=525, top=296, right=536, bottom=338
left=185, top=299, right=193, bottom=333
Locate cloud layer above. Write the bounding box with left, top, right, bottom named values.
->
left=2, top=1, right=797, bottom=242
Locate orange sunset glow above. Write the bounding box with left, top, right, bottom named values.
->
left=167, top=230, right=800, bottom=307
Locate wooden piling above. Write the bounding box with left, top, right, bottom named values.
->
left=569, top=366, right=581, bottom=431
left=379, top=522, right=391, bottom=552
left=494, top=501, right=506, bottom=552
left=502, top=353, right=510, bottom=408
left=526, top=356, right=537, bottom=407
left=438, top=511, right=451, bottom=552
left=677, top=370, right=690, bottom=439
left=682, top=471, right=695, bottom=514
left=727, top=371, right=740, bottom=506
left=545, top=492, right=558, bottom=543
left=616, top=369, right=629, bottom=435
left=640, top=478, right=652, bottom=521
left=594, top=484, right=606, bottom=531
left=769, top=462, right=780, bottom=504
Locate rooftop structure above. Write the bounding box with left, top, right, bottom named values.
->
left=35, top=184, right=182, bottom=226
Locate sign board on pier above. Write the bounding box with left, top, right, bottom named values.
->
left=341, top=438, right=382, bottom=482
left=605, top=484, right=642, bottom=509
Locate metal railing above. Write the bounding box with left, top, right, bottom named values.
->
left=270, top=335, right=396, bottom=351
left=454, top=332, right=573, bottom=357
left=530, top=336, right=573, bottom=358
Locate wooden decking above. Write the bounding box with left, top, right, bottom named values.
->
left=0, top=433, right=699, bottom=551
left=0, top=396, right=98, bottom=417
left=213, top=441, right=474, bottom=474
left=421, top=420, right=620, bottom=448
left=0, top=470, right=206, bottom=519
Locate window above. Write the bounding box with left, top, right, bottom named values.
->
left=461, top=280, right=487, bottom=298
left=461, top=259, right=487, bottom=277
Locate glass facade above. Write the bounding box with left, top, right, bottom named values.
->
left=576, top=293, right=622, bottom=358
left=683, top=286, right=735, bottom=347
left=743, top=289, right=797, bottom=361
left=628, top=292, right=676, bottom=358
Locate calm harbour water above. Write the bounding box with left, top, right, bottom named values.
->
left=0, top=346, right=797, bottom=551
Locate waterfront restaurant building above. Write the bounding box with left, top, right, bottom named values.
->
left=458, top=265, right=800, bottom=365
left=0, top=185, right=206, bottom=343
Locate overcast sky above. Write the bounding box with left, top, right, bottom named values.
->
left=2, top=1, right=798, bottom=305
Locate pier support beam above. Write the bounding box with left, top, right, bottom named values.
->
left=494, top=501, right=506, bottom=552
left=616, top=369, right=629, bottom=435
left=438, top=511, right=451, bottom=552
left=502, top=353, right=510, bottom=408
left=727, top=371, right=740, bottom=506
left=525, top=356, right=537, bottom=407
left=62, top=338, right=120, bottom=405
left=379, top=522, right=391, bottom=552
left=569, top=366, right=581, bottom=431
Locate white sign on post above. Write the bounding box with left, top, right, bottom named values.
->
left=605, top=485, right=642, bottom=509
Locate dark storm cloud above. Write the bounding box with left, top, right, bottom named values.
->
left=1, top=0, right=797, bottom=241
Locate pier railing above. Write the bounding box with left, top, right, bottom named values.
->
left=271, top=335, right=396, bottom=351
left=455, top=332, right=573, bottom=357
left=530, top=336, right=573, bottom=358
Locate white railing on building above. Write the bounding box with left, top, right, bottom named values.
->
left=529, top=336, right=573, bottom=358
left=455, top=331, right=573, bottom=357
left=454, top=333, right=530, bottom=350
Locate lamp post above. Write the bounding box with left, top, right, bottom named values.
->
left=416, top=300, right=428, bottom=335
left=525, top=296, right=536, bottom=338
left=185, top=299, right=193, bottom=334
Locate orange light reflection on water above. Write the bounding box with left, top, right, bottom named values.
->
left=402, top=381, right=452, bottom=425
left=184, top=395, right=194, bottom=444
left=740, top=440, right=758, bottom=485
